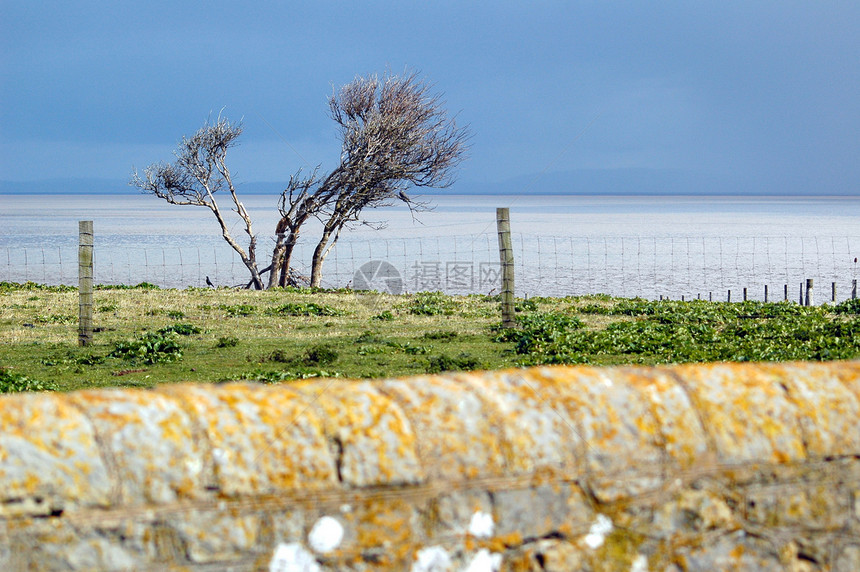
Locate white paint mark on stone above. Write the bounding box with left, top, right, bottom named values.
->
left=185, top=457, right=202, bottom=476
left=212, top=448, right=228, bottom=463
left=645, top=385, right=662, bottom=404
left=468, top=510, right=494, bottom=538
left=583, top=513, right=613, bottom=549
left=631, top=554, right=648, bottom=572
left=308, top=516, right=344, bottom=554
left=463, top=549, right=502, bottom=572
left=411, top=545, right=452, bottom=572
left=269, top=542, right=320, bottom=572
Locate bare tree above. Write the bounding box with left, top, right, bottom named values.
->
left=267, top=168, right=336, bottom=288
left=133, top=71, right=469, bottom=291
left=131, top=116, right=266, bottom=289
left=272, top=71, right=470, bottom=288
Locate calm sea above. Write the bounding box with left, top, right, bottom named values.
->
left=2, top=193, right=859, bottom=300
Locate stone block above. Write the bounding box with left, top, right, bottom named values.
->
left=673, top=363, right=807, bottom=466
left=270, top=507, right=308, bottom=545
left=68, top=388, right=208, bottom=505
left=458, top=369, right=581, bottom=475
left=427, top=489, right=493, bottom=539
left=335, top=497, right=422, bottom=565
left=506, top=539, right=584, bottom=572
left=297, top=382, right=424, bottom=487
left=831, top=361, right=860, bottom=403
left=835, top=544, right=860, bottom=572
left=676, top=530, right=784, bottom=571
left=159, top=383, right=338, bottom=496
left=0, top=392, right=111, bottom=515
left=652, top=488, right=738, bottom=536
left=378, top=376, right=506, bottom=481
left=527, top=365, right=666, bottom=502
left=744, top=483, right=849, bottom=529
left=759, top=362, right=860, bottom=457
left=11, top=519, right=143, bottom=571
left=492, top=483, right=592, bottom=540
left=617, top=366, right=711, bottom=470
left=167, top=508, right=263, bottom=563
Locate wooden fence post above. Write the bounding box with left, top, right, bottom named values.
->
left=853, top=279, right=857, bottom=299
left=78, top=221, right=94, bottom=346
left=805, top=278, right=813, bottom=307
left=496, top=208, right=515, bottom=328
left=832, top=281, right=837, bottom=303
left=764, top=284, right=768, bottom=303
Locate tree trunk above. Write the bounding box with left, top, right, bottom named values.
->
left=269, top=208, right=314, bottom=288
left=245, top=235, right=264, bottom=290
left=268, top=235, right=287, bottom=289
left=280, top=236, right=298, bottom=286
left=310, top=221, right=347, bottom=288
left=269, top=232, right=300, bottom=288
left=242, top=256, right=264, bottom=289
left=206, top=200, right=263, bottom=289
left=310, top=228, right=336, bottom=288
left=231, top=228, right=263, bottom=289
left=310, top=234, right=329, bottom=288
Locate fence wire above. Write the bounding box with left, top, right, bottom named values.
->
left=3, top=234, right=860, bottom=303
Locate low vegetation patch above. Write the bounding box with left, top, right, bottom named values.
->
left=0, top=368, right=59, bottom=393
left=109, top=332, right=184, bottom=365
left=500, top=300, right=860, bottom=365
left=425, top=352, right=482, bottom=373
left=96, top=282, right=160, bottom=290
left=157, top=323, right=201, bottom=336
left=220, top=303, right=257, bottom=317
left=402, top=291, right=457, bottom=316
left=422, top=329, right=458, bottom=341
left=2, top=282, right=860, bottom=391
left=372, top=310, right=394, bottom=321
left=235, top=368, right=342, bottom=384
left=215, top=336, right=239, bottom=348
left=266, top=302, right=345, bottom=317
left=0, top=281, right=76, bottom=293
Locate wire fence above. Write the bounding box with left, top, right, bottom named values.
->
left=4, top=234, right=860, bottom=303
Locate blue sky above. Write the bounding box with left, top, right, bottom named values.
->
left=1, top=1, right=859, bottom=194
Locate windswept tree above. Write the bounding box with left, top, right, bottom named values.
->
left=271, top=71, right=470, bottom=288
left=131, top=116, right=266, bottom=289
left=133, top=71, right=469, bottom=290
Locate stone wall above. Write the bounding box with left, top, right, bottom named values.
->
left=1, top=361, right=858, bottom=571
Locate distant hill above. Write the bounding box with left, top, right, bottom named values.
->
left=0, top=178, right=129, bottom=194
left=454, top=168, right=754, bottom=196
left=0, top=169, right=823, bottom=196
left=0, top=178, right=287, bottom=195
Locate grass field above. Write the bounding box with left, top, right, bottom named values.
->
left=3, top=281, right=860, bottom=393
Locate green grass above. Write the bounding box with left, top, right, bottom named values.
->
left=2, top=281, right=860, bottom=393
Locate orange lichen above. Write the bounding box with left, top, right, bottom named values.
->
left=1, top=361, right=858, bottom=570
